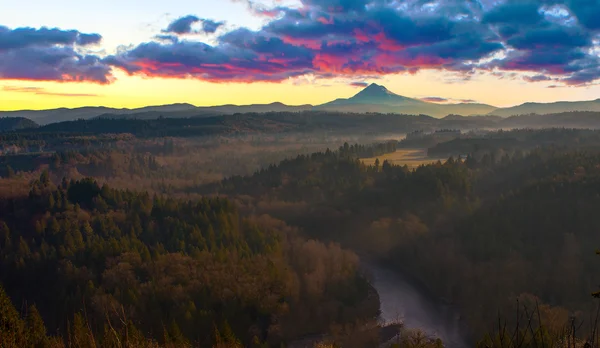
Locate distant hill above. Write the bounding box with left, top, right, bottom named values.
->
left=198, top=102, right=313, bottom=115
left=4, top=111, right=600, bottom=141
left=0, top=117, right=39, bottom=132
left=0, top=104, right=200, bottom=125
left=499, top=111, right=600, bottom=128
left=4, top=84, right=600, bottom=124
left=315, top=83, right=498, bottom=117
left=0, top=103, right=313, bottom=125
left=489, top=99, right=600, bottom=117
left=97, top=102, right=314, bottom=121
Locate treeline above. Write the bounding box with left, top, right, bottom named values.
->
left=338, top=141, right=398, bottom=159
left=427, top=128, right=600, bottom=158
left=4, top=111, right=600, bottom=142
left=0, top=174, right=378, bottom=346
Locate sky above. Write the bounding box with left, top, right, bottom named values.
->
left=1, top=0, right=600, bottom=111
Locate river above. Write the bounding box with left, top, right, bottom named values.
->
left=363, top=261, right=468, bottom=348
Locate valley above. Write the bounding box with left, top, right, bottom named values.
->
left=5, top=1, right=600, bottom=346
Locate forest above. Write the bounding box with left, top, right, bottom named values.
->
left=3, top=122, right=600, bottom=347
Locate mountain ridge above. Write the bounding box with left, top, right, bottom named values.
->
left=2, top=83, right=600, bottom=124
left=487, top=98, right=600, bottom=117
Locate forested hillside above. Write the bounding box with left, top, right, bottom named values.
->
left=0, top=174, right=377, bottom=346
left=3, top=126, right=600, bottom=347
left=0, top=117, right=39, bottom=132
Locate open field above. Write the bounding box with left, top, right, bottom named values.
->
left=361, top=148, right=446, bottom=169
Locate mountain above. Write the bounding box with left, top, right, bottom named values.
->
left=316, top=83, right=498, bottom=117
left=489, top=99, right=600, bottom=117
left=323, top=83, right=426, bottom=106
left=0, top=117, right=39, bottom=132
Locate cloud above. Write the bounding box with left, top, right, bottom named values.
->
left=3, top=85, right=99, bottom=97
left=5, top=0, right=600, bottom=86
left=350, top=81, right=368, bottom=87
left=421, top=96, right=448, bottom=103
left=105, top=30, right=315, bottom=82
left=0, top=25, right=111, bottom=83
left=0, top=25, right=102, bottom=50
left=164, top=15, right=200, bottom=34
left=420, top=96, right=479, bottom=103
left=109, top=2, right=505, bottom=82
left=163, top=15, right=225, bottom=35
left=482, top=2, right=544, bottom=25
left=523, top=74, right=553, bottom=82
left=566, top=0, right=600, bottom=30
left=1, top=46, right=112, bottom=84
left=230, top=0, right=288, bottom=17
left=201, top=19, right=225, bottom=34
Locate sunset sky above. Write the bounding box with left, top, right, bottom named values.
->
left=2, top=0, right=600, bottom=111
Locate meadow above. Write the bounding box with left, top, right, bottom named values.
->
left=361, top=148, right=445, bottom=169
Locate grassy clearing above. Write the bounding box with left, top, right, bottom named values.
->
left=360, top=148, right=445, bottom=169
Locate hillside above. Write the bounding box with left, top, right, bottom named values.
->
left=489, top=99, right=600, bottom=117
left=4, top=111, right=600, bottom=141
left=0, top=103, right=313, bottom=125
left=0, top=117, right=39, bottom=131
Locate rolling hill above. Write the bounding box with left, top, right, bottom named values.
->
left=0, top=117, right=39, bottom=132
left=0, top=104, right=197, bottom=125
left=3, top=84, right=600, bottom=124
left=0, top=103, right=312, bottom=125
left=487, top=99, right=600, bottom=117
